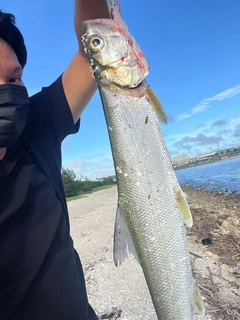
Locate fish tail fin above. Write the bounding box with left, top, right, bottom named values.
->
left=192, top=280, right=205, bottom=316
left=113, top=201, right=140, bottom=266
left=174, top=185, right=193, bottom=227
left=146, top=85, right=168, bottom=124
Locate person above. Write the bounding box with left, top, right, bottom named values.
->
left=0, top=1, right=110, bottom=319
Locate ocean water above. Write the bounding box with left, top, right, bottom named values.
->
left=175, top=157, right=240, bottom=194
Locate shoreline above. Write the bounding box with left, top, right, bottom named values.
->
left=174, top=154, right=240, bottom=171
left=180, top=183, right=240, bottom=196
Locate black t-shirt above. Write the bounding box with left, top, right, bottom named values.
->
left=0, top=77, right=97, bottom=320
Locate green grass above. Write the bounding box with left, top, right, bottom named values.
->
left=91, top=184, right=115, bottom=193
left=66, top=195, right=87, bottom=202
left=66, top=184, right=116, bottom=202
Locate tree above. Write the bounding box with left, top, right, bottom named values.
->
left=102, top=176, right=116, bottom=185
left=61, top=168, right=78, bottom=197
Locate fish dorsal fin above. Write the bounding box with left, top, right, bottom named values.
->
left=192, top=280, right=205, bottom=316
left=146, top=86, right=168, bottom=124
left=174, top=185, right=193, bottom=227
left=113, top=201, right=140, bottom=266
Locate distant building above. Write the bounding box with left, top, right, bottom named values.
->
left=196, top=152, right=217, bottom=161
left=171, top=154, right=189, bottom=166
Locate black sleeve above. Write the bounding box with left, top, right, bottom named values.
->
left=23, top=75, right=80, bottom=225
left=29, top=75, right=80, bottom=144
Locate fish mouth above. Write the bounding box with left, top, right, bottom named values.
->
left=127, top=82, right=143, bottom=90
left=102, top=79, right=147, bottom=98
left=101, top=79, right=144, bottom=91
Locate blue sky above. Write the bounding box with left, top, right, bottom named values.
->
left=2, top=0, right=240, bottom=179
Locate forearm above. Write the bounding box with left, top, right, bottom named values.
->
left=62, top=1, right=111, bottom=123
left=74, top=0, right=110, bottom=51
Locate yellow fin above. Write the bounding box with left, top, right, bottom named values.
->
left=192, top=280, right=205, bottom=316
left=146, top=86, right=168, bottom=124
left=175, top=186, right=193, bottom=227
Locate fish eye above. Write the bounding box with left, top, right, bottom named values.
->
left=88, top=35, right=104, bottom=53
left=92, top=39, right=100, bottom=47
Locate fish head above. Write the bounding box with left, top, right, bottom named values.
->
left=82, top=5, right=149, bottom=89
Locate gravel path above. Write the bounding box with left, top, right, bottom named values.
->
left=68, top=186, right=157, bottom=319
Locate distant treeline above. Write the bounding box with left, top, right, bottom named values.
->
left=61, top=168, right=116, bottom=198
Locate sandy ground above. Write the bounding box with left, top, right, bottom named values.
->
left=68, top=186, right=240, bottom=320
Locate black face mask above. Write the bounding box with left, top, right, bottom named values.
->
left=0, top=84, right=30, bottom=148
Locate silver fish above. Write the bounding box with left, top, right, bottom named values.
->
left=82, top=4, right=205, bottom=319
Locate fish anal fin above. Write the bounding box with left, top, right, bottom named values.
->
left=146, top=86, right=168, bottom=124
left=113, top=201, right=139, bottom=266
left=175, top=186, right=193, bottom=227
left=192, top=280, right=205, bottom=316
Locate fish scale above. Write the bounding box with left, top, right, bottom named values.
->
left=100, top=85, right=193, bottom=319
left=82, top=3, right=205, bottom=319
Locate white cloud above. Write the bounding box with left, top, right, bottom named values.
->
left=227, top=116, right=240, bottom=129
left=64, top=153, right=114, bottom=180
left=166, top=116, right=240, bottom=155
left=177, top=84, right=240, bottom=121
left=207, top=85, right=240, bottom=101
left=165, top=118, right=219, bottom=145
left=65, top=159, right=84, bottom=175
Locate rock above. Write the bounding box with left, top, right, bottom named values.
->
left=209, top=231, right=220, bottom=238
left=221, top=264, right=229, bottom=270
left=218, top=214, right=229, bottom=220
left=99, top=307, right=122, bottom=319
left=221, top=220, right=232, bottom=229
left=216, top=224, right=230, bottom=235
left=233, top=219, right=240, bottom=226
left=211, top=253, right=220, bottom=261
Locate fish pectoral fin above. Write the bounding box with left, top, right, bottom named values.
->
left=146, top=86, right=168, bottom=124
left=113, top=201, right=139, bottom=266
left=192, top=280, right=205, bottom=316
left=175, top=185, right=193, bottom=228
